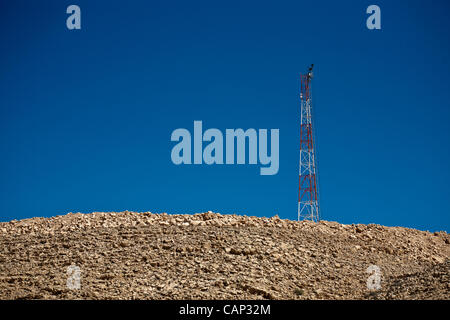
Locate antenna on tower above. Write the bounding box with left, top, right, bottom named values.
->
left=308, top=64, right=314, bottom=78
left=298, top=64, right=320, bottom=222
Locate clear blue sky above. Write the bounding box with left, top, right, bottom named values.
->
left=1, top=0, right=449, bottom=232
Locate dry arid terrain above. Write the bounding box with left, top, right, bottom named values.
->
left=0, top=211, right=449, bottom=300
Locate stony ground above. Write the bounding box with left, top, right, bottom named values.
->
left=0, top=211, right=448, bottom=300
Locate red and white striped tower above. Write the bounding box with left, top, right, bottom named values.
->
left=298, top=64, right=320, bottom=222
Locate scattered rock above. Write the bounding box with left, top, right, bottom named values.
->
left=0, top=211, right=448, bottom=300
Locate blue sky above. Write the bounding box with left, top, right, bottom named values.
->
left=1, top=0, right=449, bottom=232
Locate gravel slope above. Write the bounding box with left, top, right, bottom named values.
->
left=0, top=211, right=448, bottom=300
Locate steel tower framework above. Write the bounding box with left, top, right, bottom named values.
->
left=298, top=64, right=320, bottom=222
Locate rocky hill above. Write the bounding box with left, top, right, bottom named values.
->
left=0, top=211, right=448, bottom=299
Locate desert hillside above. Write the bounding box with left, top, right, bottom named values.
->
left=0, top=211, right=449, bottom=299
